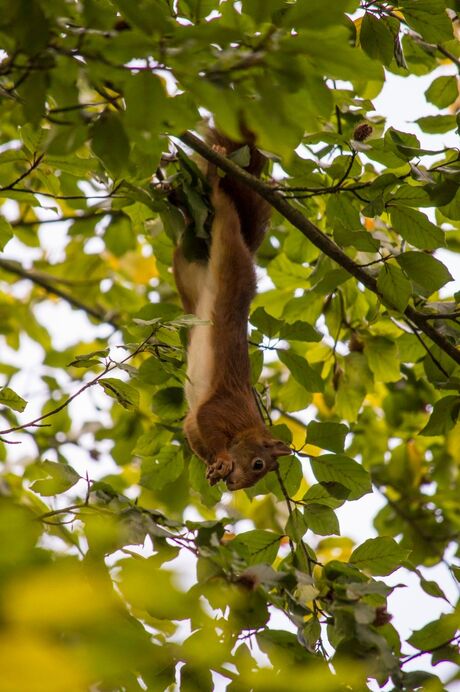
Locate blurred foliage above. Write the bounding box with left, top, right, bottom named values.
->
left=0, top=0, right=460, bottom=690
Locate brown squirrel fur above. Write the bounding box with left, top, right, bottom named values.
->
left=173, top=134, right=291, bottom=490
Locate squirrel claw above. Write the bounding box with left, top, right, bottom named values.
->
left=206, top=454, right=233, bottom=486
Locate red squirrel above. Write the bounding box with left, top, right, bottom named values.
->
left=173, top=133, right=291, bottom=490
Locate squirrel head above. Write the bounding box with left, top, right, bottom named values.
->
left=224, top=430, right=292, bottom=490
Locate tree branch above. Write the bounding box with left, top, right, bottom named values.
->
left=10, top=210, right=120, bottom=228
left=0, top=257, right=119, bottom=328
left=180, top=131, right=460, bottom=367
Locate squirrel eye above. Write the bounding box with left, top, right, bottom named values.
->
left=252, top=458, right=265, bottom=471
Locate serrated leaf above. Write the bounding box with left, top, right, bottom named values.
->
left=303, top=504, right=340, bottom=536
left=390, top=205, right=445, bottom=250
left=420, top=396, right=460, bottom=436
left=396, top=252, right=453, bottom=296
left=306, top=421, right=348, bottom=453
left=30, top=460, right=81, bottom=496
left=0, top=217, right=13, bottom=251
left=350, top=537, right=410, bottom=576
left=99, top=378, right=139, bottom=409
left=310, top=454, right=371, bottom=500
left=231, top=530, right=281, bottom=566
left=377, top=263, right=412, bottom=313
left=277, top=349, right=323, bottom=392
left=0, top=386, right=27, bottom=412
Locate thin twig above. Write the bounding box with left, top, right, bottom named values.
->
left=0, top=153, right=44, bottom=191
left=0, top=330, right=154, bottom=436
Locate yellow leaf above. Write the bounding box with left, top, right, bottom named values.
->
left=4, top=563, right=115, bottom=629
left=313, top=393, right=333, bottom=417
left=316, top=537, right=354, bottom=564
left=0, top=631, right=89, bottom=691
left=406, top=439, right=425, bottom=487
left=277, top=414, right=305, bottom=450
left=122, top=463, right=141, bottom=485
left=304, top=443, right=321, bottom=457
left=119, top=252, right=158, bottom=284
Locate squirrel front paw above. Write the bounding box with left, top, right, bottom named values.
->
left=206, top=453, right=233, bottom=486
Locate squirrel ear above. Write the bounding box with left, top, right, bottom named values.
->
left=266, top=440, right=292, bottom=458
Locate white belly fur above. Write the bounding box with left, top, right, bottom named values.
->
left=185, top=269, right=215, bottom=411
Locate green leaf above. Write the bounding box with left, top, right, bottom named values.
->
left=390, top=206, right=445, bottom=250
left=396, top=252, right=453, bottom=296
left=251, top=307, right=282, bottom=339
left=349, top=537, right=410, bottom=576
left=420, top=578, right=449, bottom=601
left=279, top=320, right=322, bottom=343
left=30, top=460, right=81, bottom=496
left=334, top=225, right=380, bottom=253
left=416, top=115, right=457, bottom=134
left=360, top=13, right=394, bottom=66
left=123, top=72, right=169, bottom=159
left=425, top=76, right=459, bottom=109
left=99, top=378, right=140, bottom=409
left=111, top=0, right=172, bottom=33
left=364, top=336, right=401, bottom=383
left=0, top=216, right=13, bottom=251
left=277, top=350, right=324, bottom=392
left=335, top=352, right=373, bottom=423
left=400, top=0, right=453, bottom=44
left=151, top=387, right=187, bottom=420
left=188, top=455, right=222, bottom=506
left=0, top=386, right=27, bottom=412
left=303, top=483, right=350, bottom=509
left=302, top=616, right=321, bottom=652
left=310, top=454, right=371, bottom=500
left=408, top=613, right=459, bottom=650
left=420, top=396, right=460, bottom=436
left=377, top=263, right=412, bottom=312
left=141, top=447, right=184, bottom=490
left=91, top=111, right=130, bottom=178
left=326, top=194, right=361, bottom=231
left=231, top=530, right=282, bottom=566
left=306, top=421, right=348, bottom=453
left=303, top=504, right=340, bottom=536
left=68, top=349, right=109, bottom=368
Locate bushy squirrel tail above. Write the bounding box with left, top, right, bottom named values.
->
left=207, top=128, right=271, bottom=254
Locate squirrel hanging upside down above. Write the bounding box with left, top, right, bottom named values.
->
left=173, top=132, right=291, bottom=490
